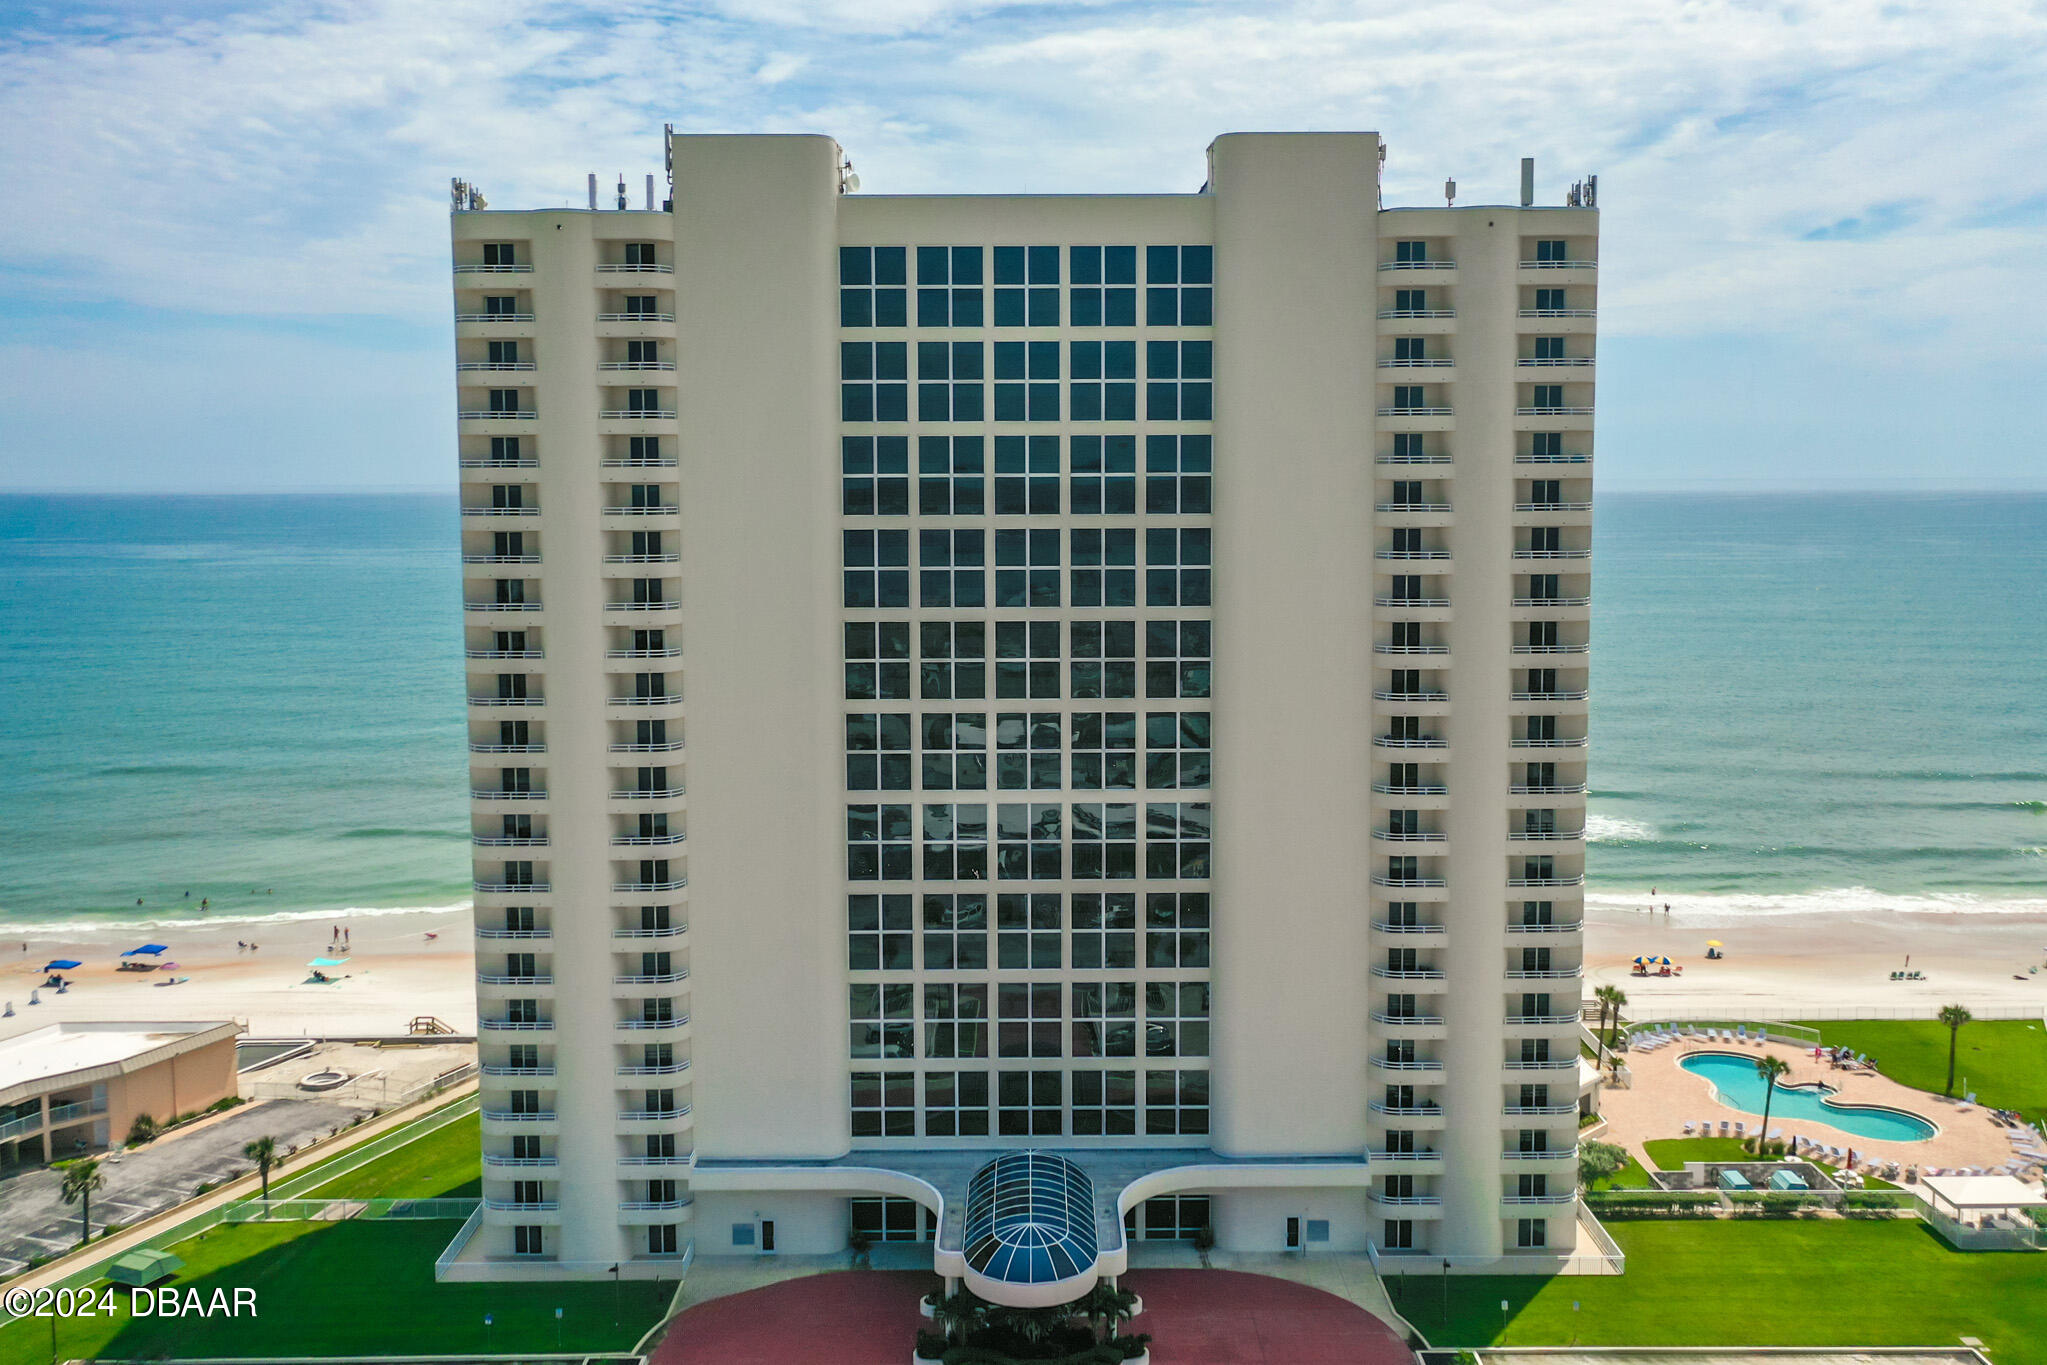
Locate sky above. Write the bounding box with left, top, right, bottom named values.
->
left=0, top=0, right=2043, bottom=493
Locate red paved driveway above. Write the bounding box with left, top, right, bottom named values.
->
left=649, top=1266, right=1411, bottom=1365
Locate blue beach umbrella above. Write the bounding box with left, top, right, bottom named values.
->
left=121, top=944, right=169, bottom=957
left=42, top=960, right=81, bottom=971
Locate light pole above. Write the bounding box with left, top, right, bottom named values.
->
left=555, top=1305, right=564, bottom=1351
left=483, top=1313, right=492, bottom=1353
left=1440, top=1257, right=1451, bottom=1325
left=611, top=1262, right=621, bottom=1327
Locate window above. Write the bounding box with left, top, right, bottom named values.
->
left=1391, top=384, right=1428, bottom=412
left=925, top=983, right=988, bottom=1058
left=1070, top=621, right=1137, bottom=699
left=920, top=621, right=986, bottom=700
left=1069, top=434, right=1136, bottom=513
left=994, top=529, right=1060, bottom=608
left=852, top=1196, right=933, bottom=1243
left=917, top=341, right=985, bottom=421
left=1145, top=711, right=1211, bottom=788
left=487, top=387, right=521, bottom=414
left=1534, top=287, right=1567, bottom=311
left=1072, top=892, right=1137, bottom=968
left=1070, top=529, right=1137, bottom=607
left=840, top=246, right=907, bottom=327
left=848, top=894, right=913, bottom=970
left=996, top=893, right=1063, bottom=969
left=994, top=712, right=1061, bottom=790
left=847, top=803, right=913, bottom=880
left=988, top=344, right=1061, bottom=425
left=1530, top=431, right=1564, bottom=460
left=1069, top=245, right=1137, bottom=326
left=1144, top=621, right=1209, bottom=700
left=488, top=435, right=524, bottom=465
left=842, top=437, right=909, bottom=515
left=995, top=621, right=1060, bottom=699
left=840, top=342, right=908, bottom=422
left=1145, top=982, right=1210, bottom=1057
left=1392, top=288, right=1428, bottom=314
left=997, top=1070, right=1062, bottom=1136
left=1534, top=238, right=1569, bottom=262
left=1071, top=711, right=1138, bottom=789
left=621, top=294, right=659, bottom=318
left=1145, top=891, right=1210, bottom=968
left=1527, top=479, right=1563, bottom=505
left=1533, top=335, right=1568, bottom=360
left=483, top=294, right=520, bottom=316
left=482, top=241, right=518, bottom=266
left=1146, top=528, right=1211, bottom=607
left=997, top=802, right=1062, bottom=879
left=923, top=893, right=989, bottom=969
left=846, top=713, right=913, bottom=790
left=1530, top=384, right=1563, bottom=409
left=997, top=984, right=1063, bottom=1059
left=919, top=529, right=986, bottom=607
left=1127, top=1195, right=1210, bottom=1240
left=1517, top=1218, right=1549, bottom=1248
left=1072, top=802, right=1138, bottom=879
left=850, top=1071, right=915, bottom=1137
left=1145, top=1068, right=1209, bottom=1135
left=917, top=436, right=985, bottom=515
left=1394, top=239, right=1428, bottom=264
left=1382, top=1219, right=1414, bottom=1250
left=917, top=246, right=984, bottom=327
left=1146, top=802, right=1211, bottom=878
left=1072, top=982, right=1137, bottom=1059
left=843, top=529, right=910, bottom=608
left=993, top=436, right=1060, bottom=514
left=1069, top=342, right=1137, bottom=421
left=1144, top=435, right=1212, bottom=514
left=921, top=803, right=988, bottom=881
left=513, top=1225, right=545, bottom=1256
left=846, top=621, right=911, bottom=700
left=1145, top=245, right=1214, bottom=326
left=921, top=713, right=987, bottom=790
left=1072, top=1069, right=1138, bottom=1135
left=850, top=983, right=914, bottom=1058
left=993, top=246, right=1059, bottom=327
left=924, top=1071, right=990, bottom=1137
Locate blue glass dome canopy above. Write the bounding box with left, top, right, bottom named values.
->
left=961, top=1152, right=1100, bottom=1300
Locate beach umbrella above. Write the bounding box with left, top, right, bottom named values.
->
left=308, top=957, right=350, bottom=968
left=42, top=960, right=81, bottom=971
left=121, top=944, right=168, bottom=957
left=1706, top=940, right=1723, bottom=948
left=1631, top=955, right=1649, bottom=967
left=1648, top=955, right=1672, bottom=966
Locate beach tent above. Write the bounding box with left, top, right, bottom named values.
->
left=308, top=957, right=350, bottom=968
left=42, top=960, right=81, bottom=971
left=107, top=1248, right=183, bottom=1286
left=121, top=945, right=168, bottom=957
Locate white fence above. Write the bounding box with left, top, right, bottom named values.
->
left=222, top=1198, right=479, bottom=1222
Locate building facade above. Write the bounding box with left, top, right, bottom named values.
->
left=447, top=132, right=1596, bottom=1282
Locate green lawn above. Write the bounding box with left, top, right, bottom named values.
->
left=1393, top=1219, right=2047, bottom=1362
left=1642, top=1136, right=1751, bottom=1169
left=1585, top=1153, right=1653, bottom=1190
left=301, top=1111, right=481, bottom=1199
left=0, top=1220, right=670, bottom=1364
left=1793, top=1018, right=2047, bottom=1122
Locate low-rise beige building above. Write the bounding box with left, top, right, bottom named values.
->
left=0, top=1022, right=240, bottom=1164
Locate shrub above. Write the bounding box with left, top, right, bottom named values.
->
left=1583, top=1190, right=1718, bottom=1218
left=915, top=1329, right=950, bottom=1360
left=193, top=1180, right=215, bottom=1197
left=206, top=1096, right=242, bottom=1114
left=1191, top=1224, right=1215, bottom=1252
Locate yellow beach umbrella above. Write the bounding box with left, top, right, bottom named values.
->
left=1706, top=940, right=1723, bottom=947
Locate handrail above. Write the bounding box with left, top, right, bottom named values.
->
left=598, top=311, right=677, bottom=323
left=455, top=312, right=536, bottom=322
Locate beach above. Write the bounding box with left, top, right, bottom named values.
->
left=0, top=906, right=477, bottom=1039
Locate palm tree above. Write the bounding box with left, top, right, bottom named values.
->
left=1592, top=985, right=1626, bottom=1066
left=1939, top=1003, right=1973, bottom=1098
left=930, top=1287, right=985, bottom=1345
left=59, top=1158, right=105, bottom=1248
left=1075, top=1283, right=1139, bottom=1342
left=1754, top=1054, right=1791, bottom=1152
left=243, top=1135, right=279, bottom=1201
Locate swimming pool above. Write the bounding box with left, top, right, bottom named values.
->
left=1679, top=1051, right=1938, bottom=1142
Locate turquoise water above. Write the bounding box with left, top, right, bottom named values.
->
left=0, top=490, right=2043, bottom=931
left=1680, top=1051, right=1938, bottom=1141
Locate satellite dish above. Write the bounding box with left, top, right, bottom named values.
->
left=845, top=172, right=861, bottom=193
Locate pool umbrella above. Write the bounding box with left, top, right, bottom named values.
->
left=121, top=944, right=168, bottom=956
left=42, top=960, right=81, bottom=971
left=1706, top=940, right=1723, bottom=948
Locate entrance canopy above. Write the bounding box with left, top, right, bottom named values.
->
left=962, top=1151, right=1100, bottom=1307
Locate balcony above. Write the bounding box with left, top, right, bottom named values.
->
left=596, top=263, right=675, bottom=274
left=605, top=553, right=681, bottom=565
left=466, top=648, right=544, bottom=661
left=1377, top=359, right=1454, bottom=369
left=1508, top=876, right=1585, bottom=888
left=618, top=1154, right=694, bottom=1167
left=600, top=408, right=678, bottom=420
left=475, top=927, right=552, bottom=940
left=614, top=924, right=689, bottom=940
left=1379, top=260, right=1456, bottom=272
left=1376, top=550, right=1451, bottom=561
left=1512, top=644, right=1588, bottom=655
left=617, top=1016, right=691, bottom=1032
left=1518, top=308, right=1595, bottom=319
left=611, top=740, right=686, bottom=753
left=479, top=1018, right=556, bottom=1032
left=597, top=311, right=677, bottom=323
left=603, top=503, right=677, bottom=516
left=1367, top=1150, right=1443, bottom=1164
left=480, top=1064, right=557, bottom=1077
left=617, top=1106, right=692, bottom=1122
left=1514, top=453, right=1591, bottom=465
left=1509, top=691, right=1590, bottom=703
left=1376, top=501, right=1452, bottom=513
left=483, top=1154, right=559, bottom=1168
left=1373, top=735, right=1445, bottom=750
left=1508, top=829, right=1586, bottom=843
left=1371, top=1011, right=1445, bottom=1026
left=1502, top=1147, right=1578, bottom=1162
left=477, top=972, right=554, bottom=986
left=1368, top=1193, right=1444, bottom=1206
left=1377, top=309, right=1455, bottom=319
left=1506, top=966, right=1585, bottom=980
left=458, top=410, right=539, bottom=422
left=460, top=505, right=540, bottom=517
left=480, top=1110, right=555, bottom=1123
left=1502, top=1192, right=1577, bottom=1206
left=1509, top=782, right=1588, bottom=794
left=1506, top=1013, right=1583, bottom=1026
left=613, top=879, right=688, bottom=893
left=1369, top=1057, right=1445, bottom=1072
left=473, top=835, right=548, bottom=847
left=459, top=457, right=540, bottom=470
left=462, top=554, right=540, bottom=566
left=1371, top=965, right=1445, bottom=980
left=611, top=693, right=682, bottom=707
left=613, top=969, right=691, bottom=985
left=1374, top=598, right=1451, bottom=610
left=1371, top=921, right=1445, bottom=935
left=613, top=833, right=686, bottom=846
left=1373, top=688, right=1448, bottom=702
left=455, top=312, right=536, bottom=323
left=1376, top=406, right=1452, bottom=417
left=602, top=455, right=680, bottom=468
left=1518, top=259, right=1597, bottom=271
left=464, top=600, right=542, bottom=613
left=1506, top=919, right=1584, bottom=935
left=483, top=1198, right=560, bottom=1211
left=1375, top=644, right=1448, bottom=657
left=456, top=362, right=538, bottom=372
left=1515, top=406, right=1594, bottom=416
left=1516, top=358, right=1595, bottom=369
left=607, top=646, right=683, bottom=657
left=600, top=360, right=676, bottom=371
left=475, top=880, right=551, bottom=895
left=1512, top=549, right=1591, bottom=560
left=1511, top=737, right=1586, bottom=749
left=454, top=263, right=534, bottom=275
left=468, top=742, right=546, bottom=754
left=606, top=600, right=682, bottom=613
left=1376, top=452, right=1452, bottom=465
left=612, top=788, right=685, bottom=801
left=1504, top=1103, right=1580, bottom=1116
left=1511, top=597, right=1591, bottom=609
left=617, top=1060, right=693, bottom=1076
left=1372, top=876, right=1445, bottom=891
left=1503, top=1058, right=1577, bottom=1072
left=618, top=1199, right=696, bottom=1212
left=46, top=1098, right=108, bottom=1125
left=1372, top=829, right=1446, bottom=844
left=1373, top=782, right=1447, bottom=795
left=1368, top=1102, right=1443, bottom=1117
left=1515, top=501, right=1593, bottom=513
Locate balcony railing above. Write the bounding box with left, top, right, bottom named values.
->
left=1515, top=406, right=1594, bottom=416
left=480, top=1064, right=557, bottom=1077
left=1512, top=549, right=1591, bottom=560
left=611, top=740, right=685, bottom=753
left=1371, top=1012, right=1445, bottom=1026
left=1515, top=501, right=1593, bottom=512
left=1368, top=1150, right=1442, bottom=1162
left=479, top=1019, right=555, bottom=1031
left=458, top=410, right=539, bottom=421
left=1509, top=829, right=1586, bottom=842
left=1377, top=358, right=1454, bottom=368
left=1368, top=1103, right=1443, bottom=1117
left=1371, top=965, right=1445, bottom=979
left=483, top=1198, right=560, bottom=1210
left=1377, top=452, right=1452, bottom=464
left=1503, top=1192, right=1577, bottom=1205
left=617, top=1015, right=690, bottom=1031
left=1374, top=598, right=1451, bottom=610
left=618, top=1198, right=696, bottom=1211
left=617, top=1107, right=692, bottom=1122
left=1373, top=782, right=1447, bottom=795
left=1511, top=737, right=1586, bottom=748
left=612, top=788, right=685, bottom=800
left=613, top=833, right=686, bottom=846
left=1506, top=1013, right=1583, bottom=1026
left=1518, top=308, right=1595, bottom=318
left=46, top=1098, right=108, bottom=1125
left=1373, top=688, right=1449, bottom=702
left=475, top=881, right=551, bottom=895
left=1377, top=550, right=1451, bottom=561
left=456, top=362, right=537, bottom=372
left=1511, top=597, right=1591, bottom=608
left=618, top=1154, right=694, bottom=1166
left=475, top=927, right=552, bottom=940
left=614, top=924, right=688, bottom=939
left=464, top=601, right=542, bottom=613
left=1379, top=260, right=1456, bottom=271
left=467, top=695, right=544, bottom=708
left=1518, top=259, right=1597, bottom=270
left=473, top=835, right=548, bottom=847
left=454, top=263, right=534, bottom=274
left=596, top=263, right=674, bottom=274
left=1375, top=645, right=1448, bottom=656
left=1373, top=736, right=1445, bottom=749
left=599, top=361, right=677, bottom=371
left=1504, top=1103, right=1579, bottom=1116
left=600, top=409, right=678, bottom=420
left=1506, top=967, right=1585, bottom=979
left=612, top=879, right=689, bottom=893
left=460, top=505, right=539, bottom=517
left=469, top=742, right=546, bottom=754
left=1369, top=1193, right=1444, bottom=1206
left=1502, top=1147, right=1578, bottom=1161
left=462, top=554, right=541, bottom=566
left=611, top=694, right=680, bottom=707
left=613, top=970, right=690, bottom=985
left=1506, top=919, right=1584, bottom=934
left=1504, top=1058, right=1577, bottom=1071
left=1510, top=782, right=1588, bottom=794
left=477, top=972, right=554, bottom=986
left=597, top=312, right=677, bottom=323
left=1516, top=358, right=1595, bottom=367
left=1372, top=830, right=1446, bottom=843
left=1510, top=691, right=1590, bottom=703
left=483, top=1154, right=559, bottom=1167
left=1371, top=921, right=1445, bottom=935
left=456, top=312, right=536, bottom=323
left=1512, top=643, right=1588, bottom=654
left=1515, top=453, right=1591, bottom=464
left=1376, top=406, right=1453, bottom=417
left=605, top=553, right=681, bottom=565
left=617, top=1060, right=693, bottom=1076
left=459, top=457, right=540, bottom=469
left=602, top=456, right=680, bottom=468
left=603, top=504, right=676, bottom=516
left=1508, top=875, right=1585, bottom=888
left=1370, top=1058, right=1445, bottom=1071
left=606, top=601, right=682, bottom=612
left=466, top=649, right=544, bottom=661
left=1378, top=309, right=1455, bottom=319
left=1376, top=501, right=1452, bottom=513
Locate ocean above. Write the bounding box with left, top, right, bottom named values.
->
left=0, top=491, right=2042, bottom=932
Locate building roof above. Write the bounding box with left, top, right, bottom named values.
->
left=963, top=1152, right=1099, bottom=1296
left=0, top=1021, right=240, bottom=1105
left=1920, top=1174, right=2047, bottom=1210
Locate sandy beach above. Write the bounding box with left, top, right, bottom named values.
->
left=0, top=906, right=478, bottom=1041
left=3, top=895, right=2044, bottom=1047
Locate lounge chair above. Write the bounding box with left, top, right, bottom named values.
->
left=1719, top=1120, right=1731, bottom=1137
left=1735, top=1026, right=1748, bottom=1042
left=1683, top=1121, right=1696, bottom=1134
left=1734, top=1122, right=1746, bottom=1140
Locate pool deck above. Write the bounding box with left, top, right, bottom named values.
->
left=1601, top=1037, right=2037, bottom=1180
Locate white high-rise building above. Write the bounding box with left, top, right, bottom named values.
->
left=444, top=132, right=1597, bottom=1291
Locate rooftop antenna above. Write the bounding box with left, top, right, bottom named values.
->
left=645, top=174, right=655, bottom=211
left=587, top=174, right=597, bottom=211
left=615, top=174, right=628, bottom=210
left=1520, top=158, right=1535, bottom=207
left=839, top=157, right=860, bottom=195
left=1443, top=177, right=1457, bottom=207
